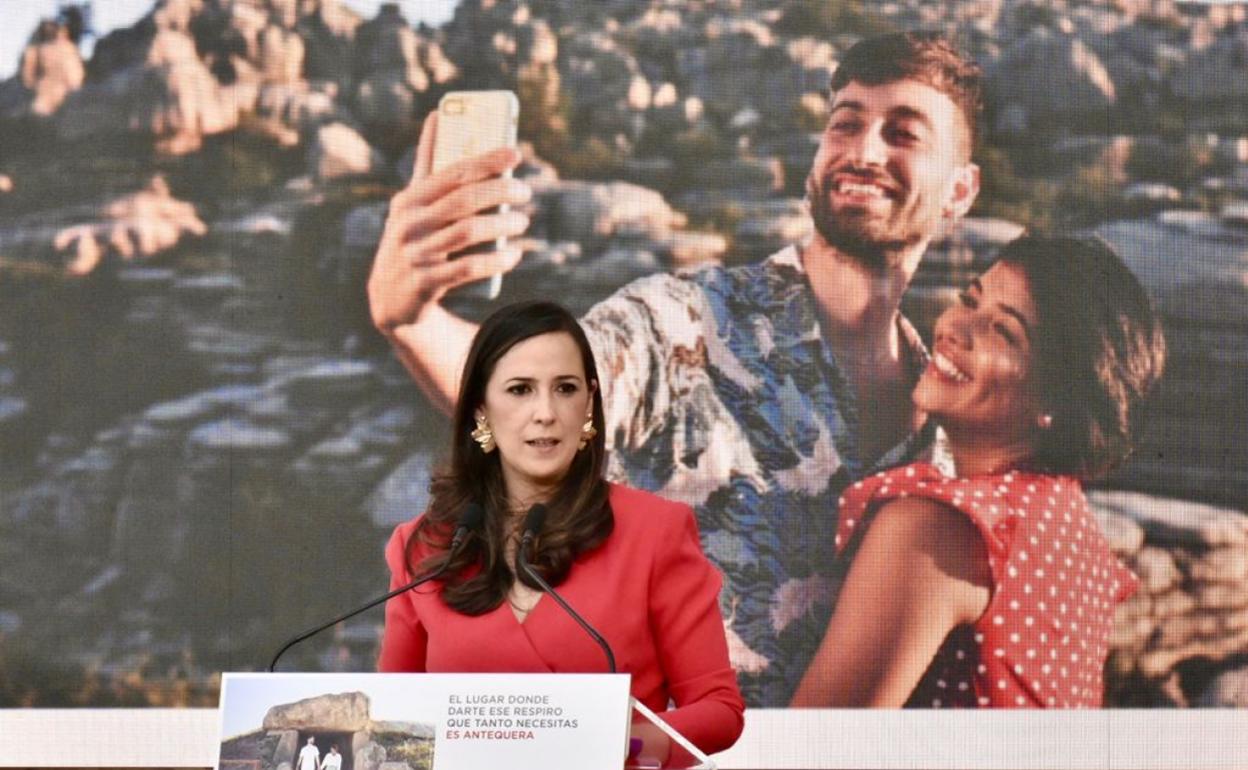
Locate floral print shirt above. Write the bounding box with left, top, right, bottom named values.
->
left=581, top=245, right=935, bottom=706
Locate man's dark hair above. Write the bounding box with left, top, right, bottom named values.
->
left=997, top=236, right=1167, bottom=479
left=830, top=31, right=983, bottom=158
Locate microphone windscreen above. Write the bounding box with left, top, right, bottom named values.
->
left=458, top=502, right=486, bottom=534
left=521, top=503, right=548, bottom=538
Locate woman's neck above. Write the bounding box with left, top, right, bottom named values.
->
left=946, top=434, right=1034, bottom=478
left=502, top=486, right=559, bottom=533
left=506, top=492, right=550, bottom=516
left=501, top=471, right=559, bottom=515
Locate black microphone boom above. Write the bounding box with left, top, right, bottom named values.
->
left=520, top=502, right=548, bottom=550
left=516, top=503, right=617, bottom=674
left=451, top=502, right=486, bottom=550
left=268, top=503, right=485, bottom=672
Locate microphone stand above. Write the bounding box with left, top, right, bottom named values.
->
left=268, top=560, right=453, bottom=672
left=517, top=528, right=617, bottom=674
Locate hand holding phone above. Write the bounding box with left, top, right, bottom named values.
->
left=431, top=90, right=521, bottom=300
left=368, top=91, right=528, bottom=346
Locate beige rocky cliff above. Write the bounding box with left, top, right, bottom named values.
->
left=0, top=20, right=85, bottom=118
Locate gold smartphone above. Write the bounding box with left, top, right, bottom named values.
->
left=432, top=90, right=520, bottom=300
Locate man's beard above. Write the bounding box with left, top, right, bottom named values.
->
left=805, top=171, right=928, bottom=271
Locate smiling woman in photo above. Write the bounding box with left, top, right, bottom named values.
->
left=791, top=235, right=1167, bottom=708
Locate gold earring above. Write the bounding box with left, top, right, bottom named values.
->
left=578, top=415, right=597, bottom=451
left=471, top=414, right=496, bottom=453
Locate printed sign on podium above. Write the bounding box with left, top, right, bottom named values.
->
left=217, top=672, right=632, bottom=770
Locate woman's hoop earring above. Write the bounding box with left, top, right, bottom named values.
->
left=471, top=414, right=496, bottom=453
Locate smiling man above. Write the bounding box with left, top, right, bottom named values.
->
left=368, top=31, right=983, bottom=705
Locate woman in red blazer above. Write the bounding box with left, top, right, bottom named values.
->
left=379, top=300, right=744, bottom=761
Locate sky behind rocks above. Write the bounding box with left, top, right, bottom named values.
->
left=0, top=0, right=459, bottom=79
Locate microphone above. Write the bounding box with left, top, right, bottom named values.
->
left=515, top=503, right=617, bottom=673
left=450, top=502, right=486, bottom=550
left=520, top=502, right=547, bottom=551
left=268, top=502, right=485, bottom=672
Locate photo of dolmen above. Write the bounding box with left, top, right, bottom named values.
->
left=219, top=690, right=435, bottom=770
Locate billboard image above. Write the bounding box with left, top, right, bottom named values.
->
left=1, top=0, right=1246, bottom=736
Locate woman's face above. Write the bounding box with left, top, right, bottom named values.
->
left=478, top=331, right=595, bottom=505
left=913, top=261, right=1044, bottom=447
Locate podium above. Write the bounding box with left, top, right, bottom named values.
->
left=216, top=672, right=714, bottom=770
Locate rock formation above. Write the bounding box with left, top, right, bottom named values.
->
left=1096, top=491, right=1248, bottom=706
left=0, top=20, right=85, bottom=117
left=52, top=176, right=207, bottom=275
left=55, top=22, right=250, bottom=154
left=263, top=691, right=371, bottom=731
left=987, top=27, right=1117, bottom=131
left=220, top=691, right=434, bottom=770
left=351, top=4, right=457, bottom=149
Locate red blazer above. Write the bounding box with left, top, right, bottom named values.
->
left=379, top=483, right=744, bottom=755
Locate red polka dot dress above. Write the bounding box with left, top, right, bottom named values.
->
left=836, top=463, right=1138, bottom=708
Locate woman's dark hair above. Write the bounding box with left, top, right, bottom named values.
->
left=405, top=300, right=612, bottom=615
left=997, top=235, right=1167, bottom=479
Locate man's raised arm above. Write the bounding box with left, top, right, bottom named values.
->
left=366, top=112, right=532, bottom=412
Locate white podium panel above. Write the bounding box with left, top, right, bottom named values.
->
left=218, top=672, right=631, bottom=770
left=4, top=707, right=1248, bottom=768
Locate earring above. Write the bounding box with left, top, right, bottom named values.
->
left=1037, top=413, right=1053, bottom=430
left=578, top=415, right=598, bottom=451
left=471, top=413, right=496, bottom=453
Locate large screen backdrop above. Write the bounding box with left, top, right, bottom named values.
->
left=0, top=0, right=1245, bottom=712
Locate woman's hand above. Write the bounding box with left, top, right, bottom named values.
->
left=626, top=719, right=672, bottom=768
